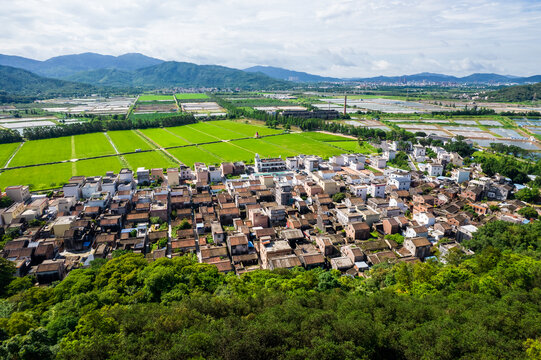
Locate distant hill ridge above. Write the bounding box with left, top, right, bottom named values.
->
left=67, top=61, right=290, bottom=89
left=0, top=52, right=163, bottom=78
left=0, top=65, right=96, bottom=100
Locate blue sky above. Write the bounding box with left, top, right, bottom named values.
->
left=1, top=0, right=540, bottom=77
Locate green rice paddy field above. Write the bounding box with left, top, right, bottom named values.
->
left=175, top=93, right=209, bottom=100
left=138, top=95, right=175, bottom=101
left=0, top=120, right=375, bottom=190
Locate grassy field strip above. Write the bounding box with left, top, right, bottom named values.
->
left=185, top=124, right=223, bottom=141
left=104, top=132, right=129, bottom=168
left=138, top=94, right=175, bottom=102
left=232, top=138, right=297, bottom=159
left=162, top=128, right=192, bottom=145
left=175, top=93, right=210, bottom=100
left=203, top=121, right=257, bottom=138
left=198, top=142, right=254, bottom=163
left=194, top=144, right=226, bottom=163
left=167, top=125, right=217, bottom=144
left=193, top=122, right=244, bottom=140
left=140, top=128, right=190, bottom=147
left=223, top=140, right=256, bottom=155
left=256, top=136, right=306, bottom=156
left=0, top=162, right=73, bottom=191
left=75, top=157, right=124, bottom=178
left=73, top=133, right=116, bottom=159
left=205, top=120, right=283, bottom=137
left=70, top=136, right=76, bottom=175
left=133, top=130, right=180, bottom=166
left=168, top=147, right=222, bottom=167
left=108, top=130, right=155, bottom=153
left=9, top=136, right=72, bottom=167
left=2, top=142, right=23, bottom=168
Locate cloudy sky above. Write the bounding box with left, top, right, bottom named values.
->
left=1, top=0, right=540, bottom=77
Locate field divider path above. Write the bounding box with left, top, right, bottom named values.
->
left=200, top=121, right=248, bottom=139
left=225, top=140, right=257, bottom=155
left=134, top=130, right=182, bottom=165
left=104, top=132, right=130, bottom=168
left=185, top=124, right=223, bottom=141
left=194, top=145, right=226, bottom=162
left=173, top=95, right=182, bottom=112
left=162, top=128, right=192, bottom=145
left=4, top=142, right=24, bottom=168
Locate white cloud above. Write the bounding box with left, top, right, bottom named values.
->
left=0, top=0, right=540, bottom=77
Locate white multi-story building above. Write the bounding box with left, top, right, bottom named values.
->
left=387, top=171, right=411, bottom=191
left=370, top=183, right=386, bottom=198
left=255, top=154, right=287, bottom=173
left=208, top=165, right=222, bottom=183
left=286, top=157, right=300, bottom=170
left=413, top=212, right=436, bottom=226
left=412, top=145, right=426, bottom=162
left=5, top=185, right=31, bottom=203
left=451, top=168, right=470, bottom=184
left=427, top=162, right=444, bottom=177
left=351, top=185, right=368, bottom=200
left=304, top=156, right=319, bottom=172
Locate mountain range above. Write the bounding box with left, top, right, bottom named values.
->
left=0, top=53, right=290, bottom=93
left=244, top=66, right=341, bottom=83
left=65, top=61, right=288, bottom=89
left=0, top=52, right=163, bottom=78
left=246, top=67, right=541, bottom=84
left=1, top=52, right=540, bottom=102
left=2, top=52, right=541, bottom=86
left=0, top=65, right=97, bottom=102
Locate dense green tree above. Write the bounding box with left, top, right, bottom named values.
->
left=0, top=258, right=15, bottom=296
left=518, top=206, right=539, bottom=219
left=332, top=192, right=346, bottom=203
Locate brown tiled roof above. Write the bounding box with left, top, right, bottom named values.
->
left=37, top=261, right=63, bottom=273
left=410, top=237, right=431, bottom=247
left=171, top=239, right=196, bottom=249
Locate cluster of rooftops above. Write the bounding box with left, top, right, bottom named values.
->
left=0, top=139, right=535, bottom=284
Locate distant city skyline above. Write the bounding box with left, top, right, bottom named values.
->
left=1, top=0, right=540, bottom=78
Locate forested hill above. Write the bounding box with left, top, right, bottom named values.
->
left=244, top=65, right=341, bottom=82
left=487, top=82, right=541, bottom=102
left=0, top=52, right=164, bottom=78
left=67, top=61, right=292, bottom=90
left=0, top=65, right=97, bottom=102
left=0, top=220, right=540, bottom=359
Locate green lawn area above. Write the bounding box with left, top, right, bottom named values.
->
left=262, top=134, right=344, bottom=159
left=10, top=136, right=72, bottom=166
left=138, top=95, right=175, bottom=101
left=232, top=138, right=296, bottom=159
left=208, top=120, right=282, bottom=137
left=123, top=151, right=178, bottom=170
left=167, top=125, right=218, bottom=144
left=199, top=142, right=255, bottom=163
left=75, top=157, right=124, bottom=176
left=175, top=93, right=209, bottom=100
left=140, top=128, right=190, bottom=147
left=298, top=132, right=354, bottom=142
left=331, top=141, right=377, bottom=154
left=108, top=130, right=154, bottom=153
left=0, top=143, right=21, bottom=167
left=190, top=122, right=243, bottom=140
left=168, top=146, right=223, bottom=167
left=0, top=162, right=73, bottom=190
left=73, top=133, right=115, bottom=159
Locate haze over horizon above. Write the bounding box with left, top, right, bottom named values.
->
left=1, top=0, right=540, bottom=78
